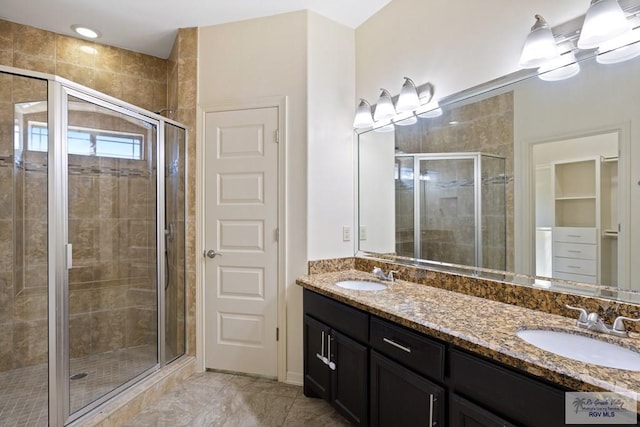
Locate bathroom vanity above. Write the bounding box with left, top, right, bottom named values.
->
left=298, top=268, right=640, bottom=426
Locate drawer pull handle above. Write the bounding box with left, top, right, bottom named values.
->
left=568, top=266, right=581, bottom=269
left=567, top=234, right=581, bottom=238
left=428, top=394, right=434, bottom=426
left=383, top=337, right=411, bottom=353
left=568, top=250, right=581, bottom=253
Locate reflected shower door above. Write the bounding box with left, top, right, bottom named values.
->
left=395, top=156, right=415, bottom=257
left=418, top=157, right=476, bottom=265
left=65, top=94, right=159, bottom=415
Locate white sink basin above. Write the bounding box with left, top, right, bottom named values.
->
left=516, top=329, right=640, bottom=371
left=335, top=280, right=388, bottom=291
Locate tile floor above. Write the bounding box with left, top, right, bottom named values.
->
left=0, top=345, right=157, bottom=427
left=126, top=371, right=351, bottom=427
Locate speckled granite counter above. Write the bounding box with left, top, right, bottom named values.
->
left=297, top=269, right=640, bottom=411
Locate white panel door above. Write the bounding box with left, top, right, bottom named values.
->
left=204, top=107, right=278, bottom=377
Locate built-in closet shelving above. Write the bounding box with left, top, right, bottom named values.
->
left=551, top=156, right=618, bottom=286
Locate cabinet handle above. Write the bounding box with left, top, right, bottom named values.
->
left=428, top=394, right=434, bottom=426
left=383, top=337, right=412, bottom=353
left=327, top=335, right=336, bottom=370
left=316, top=331, right=328, bottom=365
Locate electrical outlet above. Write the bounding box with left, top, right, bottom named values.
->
left=342, top=226, right=352, bottom=242
left=359, top=226, right=367, bottom=240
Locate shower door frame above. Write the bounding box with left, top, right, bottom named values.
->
left=395, top=152, right=505, bottom=268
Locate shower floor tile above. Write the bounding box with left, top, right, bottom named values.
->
left=0, top=345, right=157, bottom=427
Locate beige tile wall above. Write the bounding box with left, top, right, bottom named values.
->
left=395, top=92, right=514, bottom=271
left=167, top=28, right=197, bottom=357
left=0, top=19, right=198, bottom=369
left=0, top=19, right=168, bottom=112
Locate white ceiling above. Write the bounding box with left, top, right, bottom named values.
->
left=1, top=0, right=391, bottom=58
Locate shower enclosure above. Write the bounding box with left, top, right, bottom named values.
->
left=395, top=153, right=506, bottom=270
left=0, top=66, right=186, bottom=426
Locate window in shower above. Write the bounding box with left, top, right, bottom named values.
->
left=27, top=122, right=144, bottom=160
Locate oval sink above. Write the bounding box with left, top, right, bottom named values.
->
left=335, top=280, right=387, bottom=291
left=516, top=329, right=640, bottom=371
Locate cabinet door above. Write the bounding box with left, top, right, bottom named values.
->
left=370, top=351, right=444, bottom=427
left=450, top=393, right=516, bottom=427
left=303, top=315, right=331, bottom=399
left=330, top=329, right=368, bottom=426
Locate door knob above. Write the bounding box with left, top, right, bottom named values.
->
left=204, top=249, right=222, bottom=259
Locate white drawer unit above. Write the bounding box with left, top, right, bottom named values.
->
left=553, top=256, right=597, bottom=276
left=552, top=242, right=596, bottom=260
left=552, top=227, right=597, bottom=244
left=552, top=227, right=598, bottom=284
left=554, top=271, right=598, bottom=285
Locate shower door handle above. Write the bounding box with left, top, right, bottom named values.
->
left=66, top=244, right=73, bottom=269
left=204, top=249, right=222, bottom=259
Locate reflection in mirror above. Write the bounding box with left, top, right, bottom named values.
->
left=357, top=48, right=640, bottom=301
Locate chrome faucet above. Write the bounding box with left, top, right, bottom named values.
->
left=566, top=305, right=640, bottom=338
left=372, top=267, right=398, bottom=282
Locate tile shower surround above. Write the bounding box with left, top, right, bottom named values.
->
left=394, top=91, right=514, bottom=271
left=0, top=21, right=198, bottom=374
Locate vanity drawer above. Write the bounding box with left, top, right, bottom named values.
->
left=552, top=227, right=597, bottom=244
left=553, top=256, right=597, bottom=276
left=304, top=289, right=369, bottom=343
left=370, top=316, right=445, bottom=381
left=553, top=271, right=597, bottom=285
left=553, top=242, right=596, bottom=260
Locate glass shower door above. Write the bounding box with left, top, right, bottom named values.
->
left=65, top=92, right=159, bottom=416
left=417, top=157, right=477, bottom=266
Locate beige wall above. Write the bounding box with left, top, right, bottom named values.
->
left=198, top=10, right=356, bottom=382
left=355, top=0, right=587, bottom=103
left=198, top=10, right=308, bottom=383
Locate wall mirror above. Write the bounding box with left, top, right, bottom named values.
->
left=357, top=46, right=640, bottom=303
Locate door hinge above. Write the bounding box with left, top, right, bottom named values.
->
left=275, top=228, right=279, bottom=242
left=276, top=327, right=279, bottom=341
left=275, top=129, right=279, bottom=143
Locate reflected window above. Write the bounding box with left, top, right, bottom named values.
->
left=28, top=122, right=144, bottom=160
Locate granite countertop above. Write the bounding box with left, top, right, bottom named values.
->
left=296, top=269, right=640, bottom=409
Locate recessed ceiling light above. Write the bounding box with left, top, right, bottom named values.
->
left=71, top=25, right=101, bottom=39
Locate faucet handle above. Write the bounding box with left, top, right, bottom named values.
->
left=388, top=270, right=399, bottom=281
left=612, top=316, right=640, bottom=334
left=566, top=305, right=588, bottom=323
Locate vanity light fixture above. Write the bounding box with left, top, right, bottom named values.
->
left=578, top=0, right=630, bottom=49
left=373, top=89, right=396, bottom=122
left=596, top=28, right=640, bottom=63
left=416, top=82, right=443, bottom=118
left=538, top=49, right=581, bottom=81
left=353, top=80, right=442, bottom=131
left=353, top=99, right=375, bottom=129
left=71, top=24, right=101, bottom=39
left=396, top=77, right=421, bottom=113
left=519, top=15, right=561, bottom=68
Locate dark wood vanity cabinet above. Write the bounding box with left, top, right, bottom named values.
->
left=303, top=289, right=638, bottom=427
left=303, top=290, right=369, bottom=426
left=370, top=350, right=444, bottom=426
